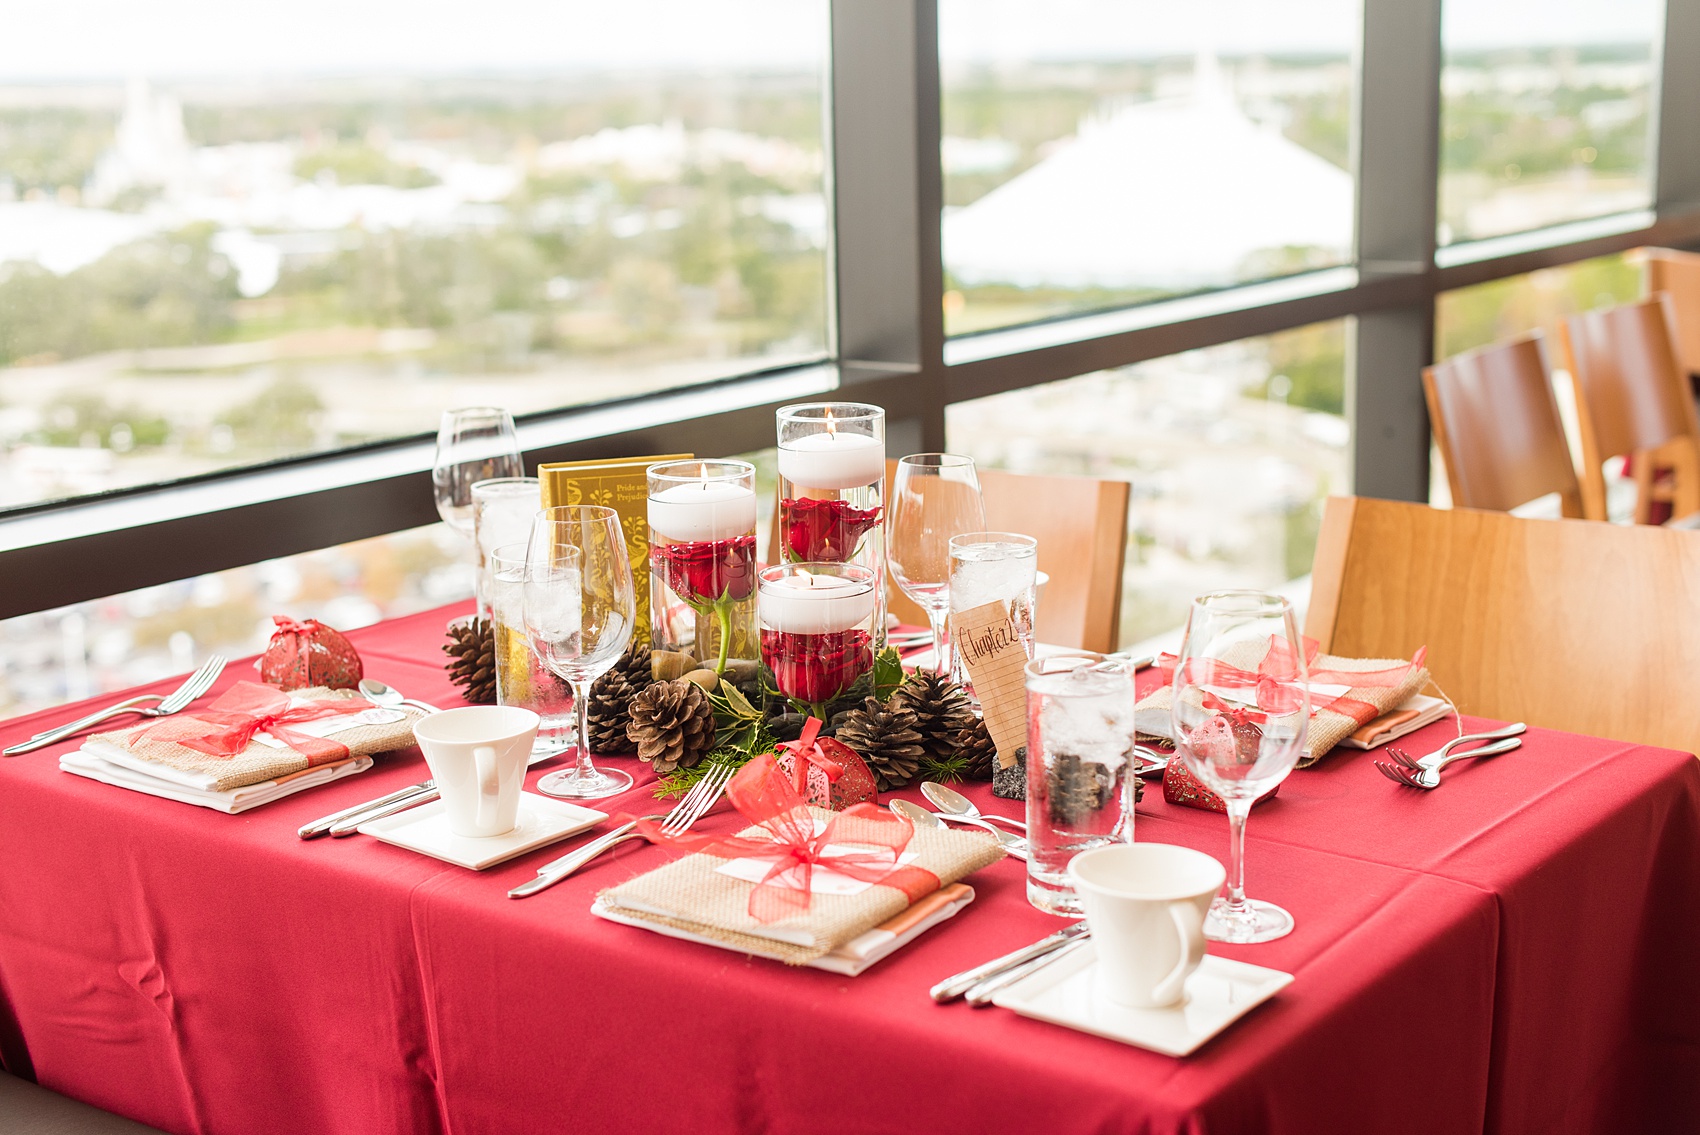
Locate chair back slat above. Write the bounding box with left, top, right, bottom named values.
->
left=1423, top=335, right=1582, bottom=516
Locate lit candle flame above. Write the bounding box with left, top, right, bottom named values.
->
left=824, top=408, right=837, bottom=438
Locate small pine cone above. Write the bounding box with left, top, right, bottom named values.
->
left=892, top=671, right=976, bottom=760
left=626, top=678, right=715, bottom=774
left=587, top=641, right=652, bottom=753
left=953, top=719, right=998, bottom=781
left=443, top=617, right=497, bottom=705
left=1043, top=751, right=1142, bottom=825
left=835, top=696, right=927, bottom=792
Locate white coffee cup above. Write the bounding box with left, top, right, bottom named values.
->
left=1068, top=843, right=1226, bottom=1009
left=412, top=706, right=540, bottom=838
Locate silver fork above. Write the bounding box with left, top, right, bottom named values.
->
left=508, top=763, right=735, bottom=898
left=1385, top=723, right=1527, bottom=773
left=6, top=656, right=228, bottom=756
left=1374, top=737, right=1522, bottom=789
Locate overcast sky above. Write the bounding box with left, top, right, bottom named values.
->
left=0, top=0, right=1665, bottom=82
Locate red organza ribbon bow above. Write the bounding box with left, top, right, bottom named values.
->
left=775, top=716, right=843, bottom=795
left=1158, top=636, right=1425, bottom=727
left=130, top=680, right=372, bottom=765
left=629, top=753, right=939, bottom=923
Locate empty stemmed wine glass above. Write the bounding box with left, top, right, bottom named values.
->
left=433, top=407, right=523, bottom=601
left=886, top=454, right=985, bottom=678
left=1170, top=590, right=1310, bottom=943
left=523, top=505, right=636, bottom=800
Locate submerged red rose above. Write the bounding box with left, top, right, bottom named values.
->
left=760, top=628, right=873, bottom=707
left=654, top=535, right=757, bottom=610
left=780, top=497, right=881, bottom=562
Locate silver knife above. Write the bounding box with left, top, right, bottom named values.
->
left=966, top=936, right=1090, bottom=1007
left=929, top=920, right=1090, bottom=1003
left=507, top=819, right=651, bottom=898
left=299, top=781, right=436, bottom=839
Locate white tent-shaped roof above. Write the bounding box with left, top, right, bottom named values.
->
left=942, top=91, right=1353, bottom=292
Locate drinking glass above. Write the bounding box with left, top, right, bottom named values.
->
left=433, top=407, right=523, bottom=537
left=1024, top=653, right=1138, bottom=915
left=1170, top=590, right=1310, bottom=943
left=471, top=477, right=540, bottom=619
left=488, top=543, right=574, bottom=756
left=886, top=454, right=985, bottom=679
left=948, top=532, right=1039, bottom=697
left=523, top=505, right=636, bottom=800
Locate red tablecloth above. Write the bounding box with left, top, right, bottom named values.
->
left=1, top=602, right=1696, bottom=1135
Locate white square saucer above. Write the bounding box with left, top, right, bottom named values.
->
left=993, top=942, right=1293, bottom=1057
left=358, top=791, right=606, bottom=870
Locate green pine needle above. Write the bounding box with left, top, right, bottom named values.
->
left=917, top=751, right=970, bottom=785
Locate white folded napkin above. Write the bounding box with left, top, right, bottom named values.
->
left=60, top=744, right=371, bottom=813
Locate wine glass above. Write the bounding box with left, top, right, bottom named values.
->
left=1170, top=590, right=1310, bottom=943
left=433, top=407, right=523, bottom=537
left=886, top=454, right=985, bottom=678
left=523, top=505, right=636, bottom=800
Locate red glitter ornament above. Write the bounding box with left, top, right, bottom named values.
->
left=258, top=616, right=364, bottom=691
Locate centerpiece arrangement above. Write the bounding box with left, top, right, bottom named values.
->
left=439, top=399, right=1005, bottom=807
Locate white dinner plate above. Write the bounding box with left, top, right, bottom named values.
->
left=993, top=943, right=1293, bottom=1057
left=358, top=791, right=606, bottom=870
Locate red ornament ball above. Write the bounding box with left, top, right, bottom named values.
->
left=258, top=616, right=364, bottom=691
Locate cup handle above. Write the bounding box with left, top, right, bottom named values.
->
left=474, top=745, right=499, bottom=830
left=1151, top=899, right=1207, bottom=1006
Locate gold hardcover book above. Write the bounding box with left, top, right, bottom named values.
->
left=539, top=454, right=692, bottom=649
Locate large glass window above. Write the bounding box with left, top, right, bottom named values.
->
left=0, top=1, right=829, bottom=511
left=946, top=320, right=1348, bottom=647
left=1438, top=0, right=1663, bottom=246
left=938, top=1, right=1359, bottom=337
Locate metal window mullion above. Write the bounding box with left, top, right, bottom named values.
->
left=1656, top=0, right=1700, bottom=214
left=1348, top=0, right=1444, bottom=503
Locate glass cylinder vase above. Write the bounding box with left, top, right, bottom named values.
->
left=647, top=460, right=760, bottom=677
left=775, top=403, right=886, bottom=648
left=757, top=562, right=877, bottom=720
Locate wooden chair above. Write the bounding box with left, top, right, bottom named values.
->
left=1306, top=495, right=1700, bottom=752
left=1423, top=335, right=1583, bottom=517
left=1641, top=248, right=1700, bottom=378
left=1555, top=295, right=1700, bottom=523
left=779, top=463, right=1129, bottom=652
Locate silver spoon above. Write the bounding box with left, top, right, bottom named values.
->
left=890, top=799, right=1030, bottom=861
left=920, top=781, right=1028, bottom=832
left=358, top=678, right=441, bottom=715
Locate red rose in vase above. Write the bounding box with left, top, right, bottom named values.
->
left=760, top=628, right=873, bottom=710
left=780, top=497, right=882, bottom=562
left=655, top=535, right=757, bottom=609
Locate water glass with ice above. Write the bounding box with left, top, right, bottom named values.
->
left=1023, top=652, right=1139, bottom=916
left=488, top=543, right=574, bottom=756
left=472, top=477, right=541, bottom=619
left=948, top=531, right=1039, bottom=677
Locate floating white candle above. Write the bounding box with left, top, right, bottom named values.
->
left=758, top=570, right=875, bottom=634
left=777, top=430, right=884, bottom=491
left=648, top=480, right=758, bottom=543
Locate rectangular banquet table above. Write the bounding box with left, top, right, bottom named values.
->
left=1, top=601, right=1696, bottom=1135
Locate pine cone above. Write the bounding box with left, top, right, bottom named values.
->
left=443, top=617, right=496, bottom=705
left=626, top=678, right=715, bottom=774
left=835, top=696, right=926, bottom=791
left=892, top=671, right=976, bottom=760
left=953, top=718, right=998, bottom=781
left=587, top=641, right=652, bottom=753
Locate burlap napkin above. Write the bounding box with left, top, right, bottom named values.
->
left=91, top=684, right=424, bottom=792
left=1134, top=642, right=1428, bottom=768
left=598, top=808, right=1005, bottom=964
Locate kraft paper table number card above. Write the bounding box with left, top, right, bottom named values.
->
left=539, top=454, right=691, bottom=650
left=952, top=601, right=1029, bottom=769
